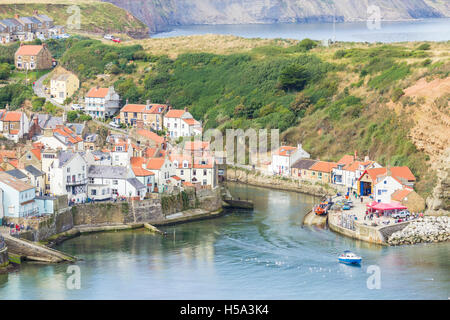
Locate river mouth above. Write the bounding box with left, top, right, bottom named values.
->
left=0, top=183, right=449, bottom=299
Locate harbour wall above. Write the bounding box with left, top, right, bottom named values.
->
left=227, top=167, right=339, bottom=197
left=6, top=187, right=222, bottom=243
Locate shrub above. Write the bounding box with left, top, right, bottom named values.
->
left=391, top=88, right=405, bottom=102
left=278, top=64, right=309, bottom=91
left=417, top=43, right=430, bottom=51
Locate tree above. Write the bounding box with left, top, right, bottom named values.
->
left=67, top=111, right=78, bottom=122
left=297, top=38, right=317, bottom=51
left=0, top=63, right=11, bottom=80
left=278, top=64, right=309, bottom=91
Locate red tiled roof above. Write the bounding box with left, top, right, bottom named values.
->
left=9, top=129, right=19, bottom=135
left=53, top=126, right=82, bottom=144
left=169, top=154, right=192, bottom=168
left=16, top=45, right=43, bottom=56
left=391, top=188, right=413, bottom=202
left=193, top=157, right=214, bottom=169
left=337, top=155, right=354, bottom=165
left=137, top=129, right=164, bottom=144
left=184, top=141, right=209, bottom=151
left=144, top=147, right=157, bottom=158
left=183, top=181, right=194, bottom=187
left=2, top=111, right=22, bottom=122
left=171, top=175, right=181, bottom=181
left=86, top=87, right=109, bottom=98
left=275, top=146, right=297, bottom=157
left=130, top=157, right=145, bottom=167
left=165, top=109, right=186, bottom=118
left=121, top=103, right=168, bottom=114
left=146, top=158, right=166, bottom=170
left=183, top=118, right=198, bottom=126
left=363, top=166, right=415, bottom=183
left=309, top=161, right=337, bottom=173
left=343, top=161, right=361, bottom=172
left=391, top=166, right=416, bottom=181
left=132, top=166, right=155, bottom=177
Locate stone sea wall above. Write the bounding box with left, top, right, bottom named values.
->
left=388, top=216, right=450, bottom=245
left=227, top=167, right=338, bottom=197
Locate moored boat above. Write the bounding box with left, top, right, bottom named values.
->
left=338, top=251, right=362, bottom=265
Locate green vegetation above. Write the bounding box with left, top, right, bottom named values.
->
left=67, top=110, right=92, bottom=122
left=0, top=83, right=33, bottom=109
left=60, top=39, right=143, bottom=79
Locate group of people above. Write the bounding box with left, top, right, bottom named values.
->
left=5, top=223, right=31, bottom=235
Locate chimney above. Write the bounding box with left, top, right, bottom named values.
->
left=364, top=155, right=369, bottom=162
left=184, top=107, right=188, bottom=112
left=146, top=99, right=150, bottom=110
left=168, top=106, right=172, bottom=110
left=125, top=99, right=129, bottom=105
left=354, top=150, right=357, bottom=161
left=33, top=10, right=38, bottom=16
left=62, top=112, right=67, bottom=123
left=5, top=104, right=9, bottom=111
left=14, top=14, right=19, bottom=19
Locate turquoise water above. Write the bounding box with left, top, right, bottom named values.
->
left=0, top=183, right=449, bottom=299
left=153, top=19, right=450, bottom=42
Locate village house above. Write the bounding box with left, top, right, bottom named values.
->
left=50, top=71, right=80, bottom=104
left=44, top=151, right=88, bottom=203
left=87, top=165, right=146, bottom=201
left=118, top=101, right=168, bottom=130
left=37, top=124, right=84, bottom=151
left=0, top=13, right=60, bottom=43
left=111, top=140, right=132, bottom=167
left=170, top=153, right=193, bottom=184
left=304, top=161, right=338, bottom=183
left=130, top=157, right=155, bottom=194
left=0, top=110, right=29, bottom=142
left=18, top=146, right=42, bottom=170
left=84, top=134, right=99, bottom=151
left=270, top=144, right=310, bottom=176
left=15, top=43, right=53, bottom=70
left=358, top=166, right=416, bottom=197
left=0, top=171, right=38, bottom=218
left=84, top=86, right=120, bottom=119
left=192, top=156, right=217, bottom=188
left=291, top=159, right=318, bottom=179
left=145, top=157, right=175, bottom=193
left=163, top=108, right=202, bottom=139
left=23, top=165, right=45, bottom=196
left=28, top=114, right=63, bottom=139
left=374, top=175, right=404, bottom=203
left=0, top=149, right=19, bottom=171
left=391, top=187, right=425, bottom=213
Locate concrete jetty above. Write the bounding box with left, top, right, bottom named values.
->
left=302, top=209, right=328, bottom=227
left=3, top=234, right=76, bottom=263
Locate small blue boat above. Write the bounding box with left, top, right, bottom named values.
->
left=338, top=251, right=362, bottom=265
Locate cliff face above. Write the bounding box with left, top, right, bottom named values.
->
left=103, top=0, right=450, bottom=33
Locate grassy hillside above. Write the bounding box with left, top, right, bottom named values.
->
left=0, top=1, right=148, bottom=37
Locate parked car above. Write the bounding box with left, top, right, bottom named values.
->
left=109, top=121, right=120, bottom=129
left=112, top=38, right=121, bottom=43
left=71, top=104, right=83, bottom=111
left=60, top=33, right=70, bottom=39
left=103, top=34, right=114, bottom=40
left=342, top=205, right=351, bottom=210
left=392, top=210, right=410, bottom=219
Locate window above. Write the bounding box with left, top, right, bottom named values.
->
left=113, top=180, right=118, bottom=185
left=89, top=178, right=94, bottom=184
left=91, top=189, right=97, bottom=195
left=203, top=169, right=207, bottom=176
left=180, top=170, right=184, bottom=175
left=193, top=170, right=196, bottom=176
left=67, top=167, right=70, bottom=173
